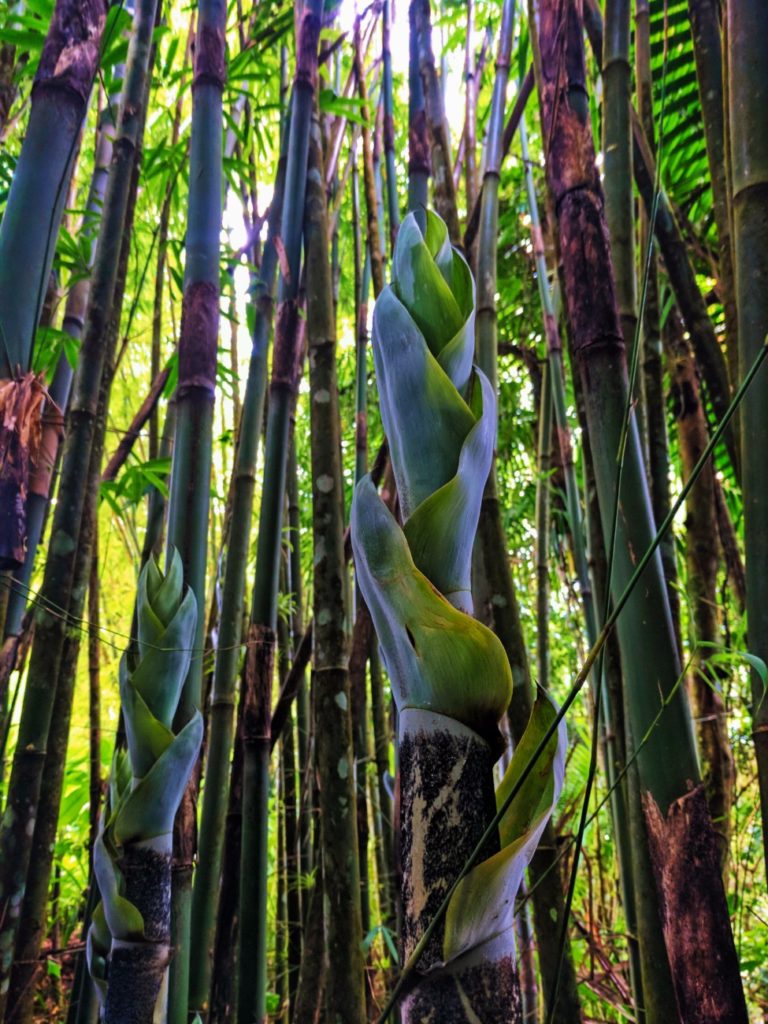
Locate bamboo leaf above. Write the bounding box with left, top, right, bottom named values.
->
left=403, top=370, right=496, bottom=610
left=372, top=286, right=475, bottom=519
left=352, top=476, right=511, bottom=740
left=114, top=712, right=203, bottom=845
left=93, top=835, right=145, bottom=942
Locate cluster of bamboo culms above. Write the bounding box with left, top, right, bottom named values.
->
left=0, top=0, right=766, bottom=1022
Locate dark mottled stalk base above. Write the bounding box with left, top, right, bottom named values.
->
left=104, top=844, right=171, bottom=1024
left=399, top=709, right=521, bottom=1023
left=401, top=957, right=521, bottom=1024
left=642, top=784, right=747, bottom=1023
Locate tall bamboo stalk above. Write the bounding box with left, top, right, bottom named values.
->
left=0, top=2, right=157, bottom=1009
left=0, top=0, right=108, bottom=568
left=354, top=20, right=385, bottom=299
left=164, top=5, right=226, bottom=1018
left=188, top=93, right=289, bottom=1024
left=602, top=0, right=635, bottom=353
left=2, top=86, right=117, bottom=645
left=412, top=0, right=461, bottom=243
left=286, top=444, right=312, bottom=890
left=531, top=2, right=747, bottom=1017
left=473, top=5, right=582, bottom=1016
left=280, top=698, right=301, bottom=1011
left=463, top=0, right=478, bottom=225
left=475, top=0, right=515, bottom=392
left=535, top=364, right=553, bottom=694
left=237, top=6, right=322, bottom=1020
left=407, top=1, right=429, bottom=212
left=727, top=0, right=768, bottom=870
left=634, top=0, right=678, bottom=643
left=381, top=0, right=400, bottom=252
left=689, top=0, right=739, bottom=401
left=666, top=311, right=734, bottom=867
left=305, top=105, right=368, bottom=1022
left=149, top=21, right=190, bottom=459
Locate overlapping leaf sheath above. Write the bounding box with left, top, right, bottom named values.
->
left=88, top=552, right=203, bottom=1024
left=352, top=211, right=565, bottom=1021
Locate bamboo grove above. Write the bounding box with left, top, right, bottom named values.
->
left=0, top=0, right=765, bottom=1021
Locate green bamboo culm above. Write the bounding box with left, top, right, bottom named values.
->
left=472, top=1, right=583, bottom=1010
left=88, top=552, right=203, bottom=1024
left=407, top=0, right=429, bottom=212
left=0, top=0, right=108, bottom=568
left=352, top=209, right=566, bottom=1023
left=728, top=0, right=768, bottom=870
left=164, top=2, right=226, bottom=1017
left=237, top=4, right=322, bottom=1021
left=187, top=99, right=290, bottom=1024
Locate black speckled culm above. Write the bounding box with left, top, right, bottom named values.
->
left=398, top=710, right=522, bottom=1022
left=102, top=845, right=172, bottom=1024
left=401, top=956, right=521, bottom=1023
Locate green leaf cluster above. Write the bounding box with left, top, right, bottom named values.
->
left=352, top=210, right=510, bottom=740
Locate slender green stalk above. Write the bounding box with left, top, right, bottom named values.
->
left=188, top=96, right=288, bottom=1022
left=381, top=0, right=400, bottom=252
left=727, top=0, right=768, bottom=870
left=475, top=0, right=515, bottom=393
left=407, top=1, right=429, bottom=212
left=609, top=5, right=675, bottom=1015
left=280, top=697, right=301, bottom=1011
left=354, top=20, right=385, bottom=298
left=474, top=8, right=582, bottom=1013
left=464, top=66, right=534, bottom=253
left=305, top=101, right=368, bottom=1023
left=535, top=365, right=552, bottom=694
left=412, top=0, right=461, bottom=243
left=634, top=0, right=678, bottom=641
left=463, top=0, right=478, bottom=226
left=0, top=2, right=157, bottom=1008
left=689, top=0, right=739, bottom=401
left=164, top=4, right=226, bottom=1018
left=666, top=313, right=734, bottom=866
left=530, top=2, right=747, bottom=1016
left=602, top=0, right=635, bottom=352
left=286, top=443, right=311, bottom=890
left=149, top=23, right=189, bottom=459
left=238, top=6, right=322, bottom=1020
left=0, top=0, right=108, bottom=568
